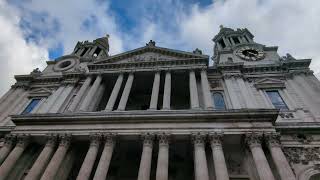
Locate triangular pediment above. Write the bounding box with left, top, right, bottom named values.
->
left=254, top=78, right=285, bottom=89
left=29, top=87, right=52, bottom=97
left=94, top=45, right=208, bottom=64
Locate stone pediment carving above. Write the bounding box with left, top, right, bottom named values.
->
left=28, top=87, right=53, bottom=98
left=254, top=78, right=285, bottom=89
left=93, top=45, right=208, bottom=65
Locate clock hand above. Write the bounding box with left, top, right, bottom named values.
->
left=247, top=51, right=257, bottom=56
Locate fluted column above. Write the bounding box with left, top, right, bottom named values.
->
left=40, top=134, right=71, bottom=180
left=137, top=133, right=154, bottom=180
left=79, top=75, right=102, bottom=111
left=25, top=134, right=58, bottom=180
left=189, top=70, right=200, bottom=109
left=0, top=134, right=15, bottom=165
left=68, top=76, right=93, bottom=112
left=245, top=133, right=275, bottom=180
left=105, top=74, right=124, bottom=111
left=162, top=71, right=171, bottom=110
left=200, top=69, right=213, bottom=109
left=93, top=133, right=115, bottom=180
left=156, top=133, right=170, bottom=180
left=0, top=134, right=30, bottom=180
left=265, top=133, right=296, bottom=180
left=192, top=133, right=209, bottom=180
left=117, top=73, right=134, bottom=111
left=77, top=134, right=102, bottom=180
left=209, top=133, right=229, bottom=180
left=149, top=71, right=160, bottom=110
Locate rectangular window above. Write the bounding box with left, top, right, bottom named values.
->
left=266, top=91, right=288, bottom=110
left=22, top=99, right=41, bottom=114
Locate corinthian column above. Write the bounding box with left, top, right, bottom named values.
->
left=209, top=133, right=229, bottom=180
left=0, top=134, right=30, bottom=180
left=68, top=76, right=93, bottom=112
left=156, top=133, right=170, bottom=180
left=93, top=133, right=115, bottom=180
left=245, top=133, right=275, bottom=180
left=0, top=134, right=15, bottom=165
left=76, top=134, right=102, bottom=180
left=162, top=71, right=171, bottom=110
left=192, top=132, right=209, bottom=180
left=117, top=73, right=134, bottom=111
left=79, top=75, right=102, bottom=111
left=200, top=69, right=213, bottom=109
left=137, top=133, right=154, bottom=180
left=189, top=70, right=200, bottom=109
left=149, top=71, right=160, bottom=110
left=40, top=134, right=71, bottom=180
left=105, top=74, right=124, bottom=111
left=265, top=133, right=296, bottom=180
left=25, top=134, right=58, bottom=180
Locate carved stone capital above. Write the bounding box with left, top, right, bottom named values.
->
left=16, top=134, right=31, bottom=148
left=45, top=134, right=58, bottom=148
left=3, top=134, right=16, bottom=147
left=191, top=132, right=207, bottom=146
left=157, top=132, right=170, bottom=146
left=209, top=132, right=223, bottom=147
left=103, top=133, right=116, bottom=147
left=59, top=134, right=72, bottom=147
left=245, top=133, right=263, bottom=148
left=89, top=133, right=102, bottom=147
left=141, top=133, right=154, bottom=147
left=265, top=133, right=281, bottom=148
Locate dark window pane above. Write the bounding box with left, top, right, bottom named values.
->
left=266, top=91, right=288, bottom=110
left=22, top=99, right=41, bottom=114
left=212, top=92, right=226, bottom=110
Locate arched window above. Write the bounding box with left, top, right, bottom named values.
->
left=212, top=92, right=226, bottom=110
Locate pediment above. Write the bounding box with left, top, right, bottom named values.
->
left=28, top=87, right=53, bottom=97
left=94, top=45, right=208, bottom=65
left=254, top=78, right=285, bottom=89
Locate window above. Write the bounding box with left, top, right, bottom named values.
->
left=266, top=91, right=288, bottom=110
left=218, top=39, right=226, bottom=48
left=212, top=92, right=226, bottom=110
left=80, top=47, right=89, bottom=56
left=22, top=99, right=41, bottom=114
left=232, top=37, right=240, bottom=44
left=93, top=47, right=102, bottom=57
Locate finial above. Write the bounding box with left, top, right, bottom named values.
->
left=106, top=34, right=110, bottom=38
left=220, top=25, right=224, bottom=29
left=146, top=40, right=156, bottom=47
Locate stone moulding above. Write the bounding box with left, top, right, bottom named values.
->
left=11, top=109, right=279, bottom=126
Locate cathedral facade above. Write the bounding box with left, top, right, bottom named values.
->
left=0, top=26, right=320, bottom=180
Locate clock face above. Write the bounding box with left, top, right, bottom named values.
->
left=235, top=47, right=265, bottom=61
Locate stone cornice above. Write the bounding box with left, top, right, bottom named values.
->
left=11, top=109, right=279, bottom=126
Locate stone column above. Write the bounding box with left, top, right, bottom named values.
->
left=200, top=69, right=213, bottom=109
left=209, top=133, right=229, bottom=180
left=137, top=133, right=154, bottom=180
left=76, top=134, right=102, bottom=180
left=39, top=86, right=65, bottom=113
left=245, top=133, right=275, bottom=180
left=68, top=76, right=93, bottom=112
left=105, top=74, right=124, bottom=111
left=79, top=75, right=102, bottom=111
left=49, top=84, right=74, bottom=113
left=192, top=133, right=209, bottom=180
left=117, top=73, right=134, bottom=111
left=149, top=71, right=161, bottom=110
left=156, top=133, right=169, bottom=180
left=162, top=71, right=171, bottom=110
left=40, top=134, right=71, bottom=180
left=189, top=70, right=200, bottom=109
left=93, top=133, right=115, bottom=180
left=0, top=134, right=15, bottom=165
left=0, top=134, right=30, bottom=180
left=224, top=77, right=241, bottom=109
left=265, top=133, right=296, bottom=180
left=24, top=134, right=58, bottom=180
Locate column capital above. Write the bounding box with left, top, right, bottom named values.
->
left=209, top=132, right=223, bottom=147
left=103, top=133, right=116, bottom=146
left=16, top=134, right=30, bottom=148
left=3, top=134, right=16, bottom=146
left=89, top=133, right=102, bottom=147
left=45, top=134, right=58, bottom=148
left=59, top=133, right=72, bottom=147
left=191, top=132, right=207, bottom=146
left=264, top=132, right=281, bottom=148
left=245, top=132, right=263, bottom=148
left=141, top=133, right=155, bottom=147
left=157, top=133, right=170, bottom=146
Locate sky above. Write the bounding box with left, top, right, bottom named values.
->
left=0, top=0, right=320, bottom=96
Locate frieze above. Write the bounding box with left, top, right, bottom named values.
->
left=284, top=147, right=320, bottom=164
left=293, top=134, right=313, bottom=144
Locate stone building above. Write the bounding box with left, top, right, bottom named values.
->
left=0, top=26, right=320, bottom=180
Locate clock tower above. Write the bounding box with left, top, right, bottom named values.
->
left=212, top=26, right=281, bottom=65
